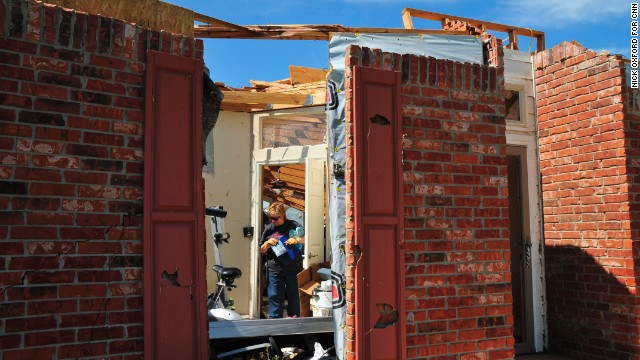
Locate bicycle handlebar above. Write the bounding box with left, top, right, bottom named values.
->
left=205, top=207, right=227, bottom=218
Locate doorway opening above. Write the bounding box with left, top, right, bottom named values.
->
left=507, top=146, right=535, bottom=354
left=249, top=107, right=329, bottom=320
left=258, top=162, right=328, bottom=318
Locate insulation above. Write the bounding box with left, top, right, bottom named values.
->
left=202, top=65, right=223, bottom=167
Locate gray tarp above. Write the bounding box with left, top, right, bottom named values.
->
left=326, top=33, right=483, bottom=359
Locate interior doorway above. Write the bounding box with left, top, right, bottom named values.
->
left=257, top=161, right=327, bottom=317
left=249, top=106, right=329, bottom=318
left=507, top=146, right=535, bottom=354
left=250, top=146, right=328, bottom=318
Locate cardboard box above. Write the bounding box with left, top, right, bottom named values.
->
left=297, top=261, right=330, bottom=317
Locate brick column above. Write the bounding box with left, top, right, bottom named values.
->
left=343, top=42, right=512, bottom=359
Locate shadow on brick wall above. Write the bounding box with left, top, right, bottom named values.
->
left=544, top=245, right=639, bottom=360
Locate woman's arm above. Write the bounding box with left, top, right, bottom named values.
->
left=260, top=237, right=278, bottom=253
left=284, top=236, right=304, bottom=245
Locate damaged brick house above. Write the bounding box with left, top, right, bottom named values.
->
left=0, top=1, right=639, bottom=360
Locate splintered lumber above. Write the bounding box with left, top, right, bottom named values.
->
left=250, top=80, right=293, bottom=90
left=194, top=24, right=466, bottom=40
left=249, top=79, right=325, bottom=92
left=192, top=11, right=256, bottom=36
left=289, top=66, right=328, bottom=85
left=221, top=75, right=326, bottom=112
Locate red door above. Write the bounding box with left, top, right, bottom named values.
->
left=352, top=66, right=405, bottom=360
left=143, top=51, right=207, bottom=360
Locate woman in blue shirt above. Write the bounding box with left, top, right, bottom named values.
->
left=259, top=202, right=304, bottom=318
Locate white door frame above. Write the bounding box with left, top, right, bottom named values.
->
left=248, top=145, right=327, bottom=318
left=505, top=50, right=546, bottom=352
left=248, top=106, right=328, bottom=318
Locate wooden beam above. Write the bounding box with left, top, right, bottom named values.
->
left=402, top=8, right=544, bottom=37
left=192, top=11, right=257, bottom=36
left=221, top=101, right=326, bottom=113
left=537, top=34, right=546, bottom=52
left=508, top=29, right=518, bottom=50
left=250, top=80, right=326, bottom=94
left=194, top=24, right=466, bottom=40
left=221, top=91, right=311, bottom=106
left=402, top=8, right=544, bottom=50
left=289, top=66, right=328, bottom=85
left=402, top=11, right=414, bottom=29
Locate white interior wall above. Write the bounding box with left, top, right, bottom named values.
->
left=203, top=110, right=252, bottom=315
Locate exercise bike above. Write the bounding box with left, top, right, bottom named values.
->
left=207, top=264, right=243, bottom=321
left=205, top=206, right=282, bottom=359
left=205, top=206, right=243, bottom=322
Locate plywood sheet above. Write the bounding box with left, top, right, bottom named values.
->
left=289, top=66, right=328, bottom=85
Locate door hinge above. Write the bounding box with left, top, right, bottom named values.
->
left=525, top=236, right=532, bottom=269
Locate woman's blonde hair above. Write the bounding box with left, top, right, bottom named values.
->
left=267, top=202, right=286, bottom=218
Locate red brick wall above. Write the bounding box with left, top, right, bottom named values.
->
left=535, top=41, right=640, bottom=359
left=343, top=44, right=513, bottom=359
left=0, top=0, right=202, bottom=358
left=625, top=72, right=640, bottom=359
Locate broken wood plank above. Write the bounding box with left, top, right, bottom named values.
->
left=192, top=11, right=257, bottom=36
left=250, top=80, right=289, bottom=88
left=221, top=91, right=311, bottom=106
left=250, top=80, right=326, bottom=95
left=194, top=24, right=466, bottom=40
left=265, top=165, right=305, bottom=184
left=289, top=66, right=328, bottom=85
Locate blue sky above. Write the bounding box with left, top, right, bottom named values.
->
left=164, top=0, right=631, bottom=87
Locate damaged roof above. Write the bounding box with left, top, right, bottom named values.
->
left=217, top=66, right=327, bottom=112
left=193, top=8, right=543, bottom=112
left=45, top=1, right=544, bottom=111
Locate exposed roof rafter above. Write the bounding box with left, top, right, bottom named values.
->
left=194, top=23, right=467, bottom=40
left=193, top=11, right=257, bottom=36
